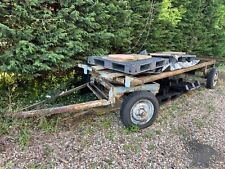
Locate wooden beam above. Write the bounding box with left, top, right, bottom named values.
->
left=14, top=99, right=110, bottom=118
left=115, top=60, right=216, bottom=87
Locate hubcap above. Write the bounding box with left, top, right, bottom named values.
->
left=130, top=99, right=154, bottom=125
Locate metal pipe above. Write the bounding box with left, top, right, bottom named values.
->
left=21, top=83, right=88, bottom=111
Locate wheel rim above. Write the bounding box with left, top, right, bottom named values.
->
left=130, top=99, right=154, bottom=125
left=213, top=72, right=219, bottom=86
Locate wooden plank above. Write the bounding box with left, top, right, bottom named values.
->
left=14, top=99, right=111, bottom=118
left=98, top=70, right=125, bottom=80
left=130, top=60, right=216, bottom=86
left=107, top=54, right=152, bottom=61
left=114, top=60, right=216, bottom=87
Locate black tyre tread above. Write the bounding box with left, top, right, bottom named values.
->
left=206, top=68, right=218, bottom=89
left=120, top=91, right=159, bottom=129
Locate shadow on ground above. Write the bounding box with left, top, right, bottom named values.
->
left=186, top=139, right=224, bottom=168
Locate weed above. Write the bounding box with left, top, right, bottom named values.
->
left=144, top=130, right=155, bottom=139
left=43, top=144, right=53, bottom=157
left=127, top=125, right=140, bottom=133
left=147, top=143, right=156, bottom=150
left=119, top=125, right=140, bottom=135
left=96, top=110, right=106, bottom=116
left=193, top=118, right=204, bottom=128
left=103, top=157, right=113, bottom=165
left=168, top=103, right=179, bottom=118
left=207, top=104, right=215, bottom=113
left=157, top=102, right=179, bottom=125
left=82, top=126, right=96, bottom=136
left=171, top=126, right=191, bottom=141
left=38, top=117, right=58, bottom=133
left=101, top=119, right=112, bottom=129
left=19, top=128, right=31, bottom=149
left=0, top=116, right=9, bottom=135
left=123, top=143, right=141, bottom=153
left=29, top=164, right=47, bottom=169
left=218, top=63, right=225, bottom=72
left=105, top=131, right=115, bottom=141
left=155, top=129, right=161, bottom=135
left=155, top=115, right=163, bottom=124
left=89, top=162, right=98, bottom=169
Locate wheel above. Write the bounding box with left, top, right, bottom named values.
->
left=206, top=68, right=219, bottom=89
left=120, top=91, right=159, bottom=129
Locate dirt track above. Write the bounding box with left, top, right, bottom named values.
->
left=0, top=79, right=225, bottom=169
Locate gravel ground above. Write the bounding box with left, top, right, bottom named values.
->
left=0, top=79, right=225, bottom=169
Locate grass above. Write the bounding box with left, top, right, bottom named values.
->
left=103, top=157, right=114, bottom=165
left=193, top=118, right=204, bottom=128
left=123, top=143, right=141, bottom=153
left=147, top=143, right=156, bottom=150
left=156, top=102, right=180, bottom=125
left=43, top=144, right=53, bottom=157
left=143, top=130, right=155, bottom=139
left=171, top=126, right=191, bottom=141
left=105, top=131, right=115, bottom=141
left=207, top=104, right=216, bottom=113
left=0, top=116, right=33, bottom=136
left=18, top=128, right=32, bottom=149
left=217, top=63, right=225, bottom=72
left=155, top=129, right=162, bottom=135
left=82, top=126, right=96, bottom=136
left=99, top=119, right=112, bottom=129
left=29, top=164, right=47, bottom=169
left=38, top=117, right=59, bottom=133
left=0, top=116, right=10, bottom=135
left=119, top=125, right=141, bottom=135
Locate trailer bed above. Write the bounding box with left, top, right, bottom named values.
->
left=13, top=59, right=217, bottom=126
left=83, top=59, right=216, bottom=87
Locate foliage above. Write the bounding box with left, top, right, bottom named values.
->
left=0, top=0, right=224, bottom=77
left=159, top=0, right=186, bottom=26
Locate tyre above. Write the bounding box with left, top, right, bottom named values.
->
left=120, top=91, right=159, bottom=129
left=206, top=68, right=219, bottom=89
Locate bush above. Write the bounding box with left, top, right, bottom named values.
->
left=0, top=0, right=224, bottom=78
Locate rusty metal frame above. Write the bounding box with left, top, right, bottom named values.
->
left=14, top=59, right=215, bottom=118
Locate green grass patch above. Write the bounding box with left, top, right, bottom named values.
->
left=143, top=130, right=155, bottom=139
left=217, top=63, right=225, bottom=72
left=147, top=143, right=156, bottom=150
left=123, top=143, right=141, bottom=153
left=38, top=117, right=59, bottom=133
left=105, top=131, right=115, bottom=141
left=193, top=118, right=204, bottom=128
left=29, top=164, right=47, bottom=169
left=125, top=125, right=140, bottom=133
left=99, top=119, right=112, bottom=129
left=18, top=128, right=32, bottom=149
